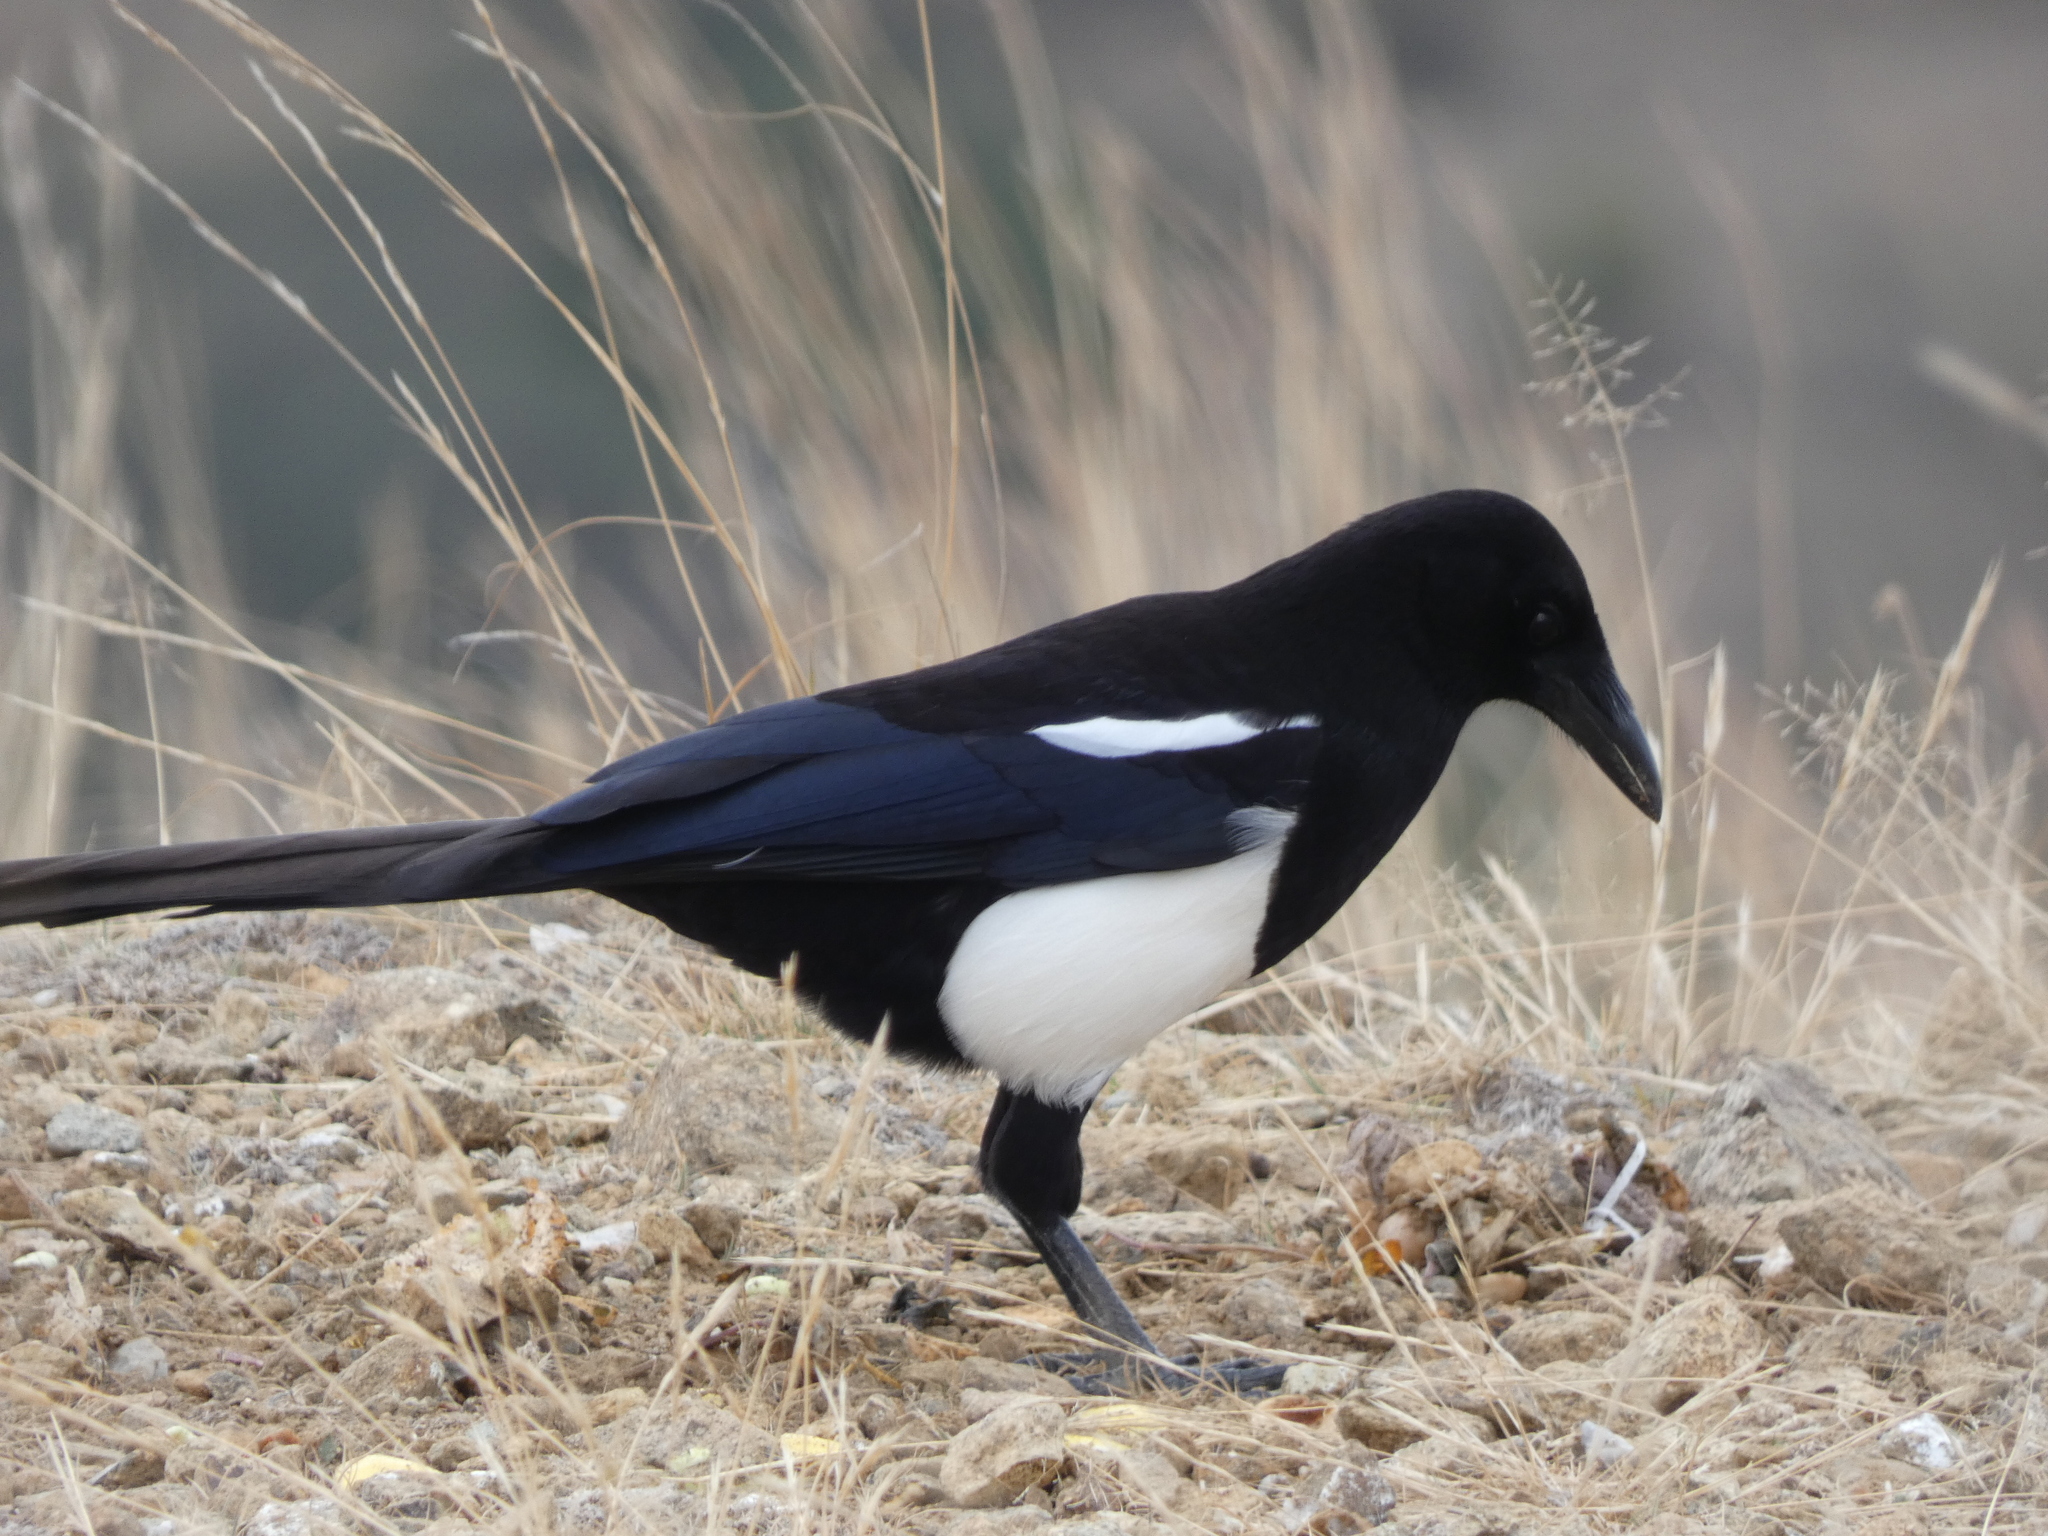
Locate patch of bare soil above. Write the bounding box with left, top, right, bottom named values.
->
left=0, top=907, right=2038, bottom=1536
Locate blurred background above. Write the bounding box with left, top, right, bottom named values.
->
left=0, top=0, right=2044, bottom=885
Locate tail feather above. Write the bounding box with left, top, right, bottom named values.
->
left=0, top=819, right=541, bottom=928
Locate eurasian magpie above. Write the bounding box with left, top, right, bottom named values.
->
left=0, top=488, right=1659, bottom=1381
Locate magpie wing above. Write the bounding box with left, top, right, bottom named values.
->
left=522, top=698, right=1319, bottom=887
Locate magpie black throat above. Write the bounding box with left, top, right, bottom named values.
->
left=0, top=488, right=1659, bottom=1386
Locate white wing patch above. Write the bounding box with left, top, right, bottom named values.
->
left=1030, top=711, right=1317, bottom=759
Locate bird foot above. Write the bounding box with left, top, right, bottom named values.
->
left=1020, top=1348, right=1289, bottom=1398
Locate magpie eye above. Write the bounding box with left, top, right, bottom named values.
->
left=1526, top=604, right=1564, bottom=649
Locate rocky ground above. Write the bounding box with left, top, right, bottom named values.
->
left=0, top=903, right=2038, bottom=1536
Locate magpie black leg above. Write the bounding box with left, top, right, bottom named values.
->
left=978, top=1087, right=1155, bottom=1358
left=977, top=1086, right=1287, bottom=1397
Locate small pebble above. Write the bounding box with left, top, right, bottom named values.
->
left=574, top=1221, right=638, bottom=1254
left=1470, top=1271, right=1527, bottom=1307
left=1280, top=1361, right=1359, bottom=1396
left=110, top=1338, right=170, bottom=1381
left=1579, top=1420, right=1634, bottom=1469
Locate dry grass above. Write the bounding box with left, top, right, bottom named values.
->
left=0, top=3, right=2040, bottom=1533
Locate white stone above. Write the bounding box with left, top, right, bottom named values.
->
left=1580, top=1420, right=1635, bottom=1469
left=575, top=1221, right=638, bottom=1254
left=1881, top=1412, right=1960, bottom=1471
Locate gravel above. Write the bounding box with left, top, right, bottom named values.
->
left=0, top=908, right=2034, bottom=1536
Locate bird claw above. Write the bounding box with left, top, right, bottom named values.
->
left=1018, top=1349, right=1288, bottom=1398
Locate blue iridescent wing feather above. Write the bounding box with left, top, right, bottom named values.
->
left=528, top=697, right=1317, bottom=887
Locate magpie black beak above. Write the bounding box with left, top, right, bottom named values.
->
left=1531, top=653, right=1663, bottom=822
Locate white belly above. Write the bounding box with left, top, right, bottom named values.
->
left=937, top=839, right=1288, bottom=1106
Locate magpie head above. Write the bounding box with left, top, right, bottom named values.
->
left=1319, top=490, right=1663, bottom=822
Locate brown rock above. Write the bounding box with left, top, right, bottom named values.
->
left=386, top=1087, right=522, bottom=1153
left=680, top=1201, right=744, bottom=1256
left=1145, top=1128, right=1251, bottom=1210
left=1615, top=1293, right=1766, bottom=1413
left=1334, top=1394, right=1430, bottom=1452
left=939, top=1398, right=1068, bottom=1509
left=1469, top=1272, right=1527, bottom=1308
left=1670, top=1058, right=1908, bottom=1205
left=639, top=1208, right=716, bottom=1270
left=611, top=1033, right=844, bottom=1181
left=1777, top=1182, right=1963, bottom=1308
left=1382, top=1141, right=1486, bottom=1208
left=1494, top=1310, right=1627, bottom=1368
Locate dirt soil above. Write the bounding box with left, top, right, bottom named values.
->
left=0, top=904, right=2039, bottom=1536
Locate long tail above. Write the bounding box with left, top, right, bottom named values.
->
left=0, top=818, right=547, bottom=928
